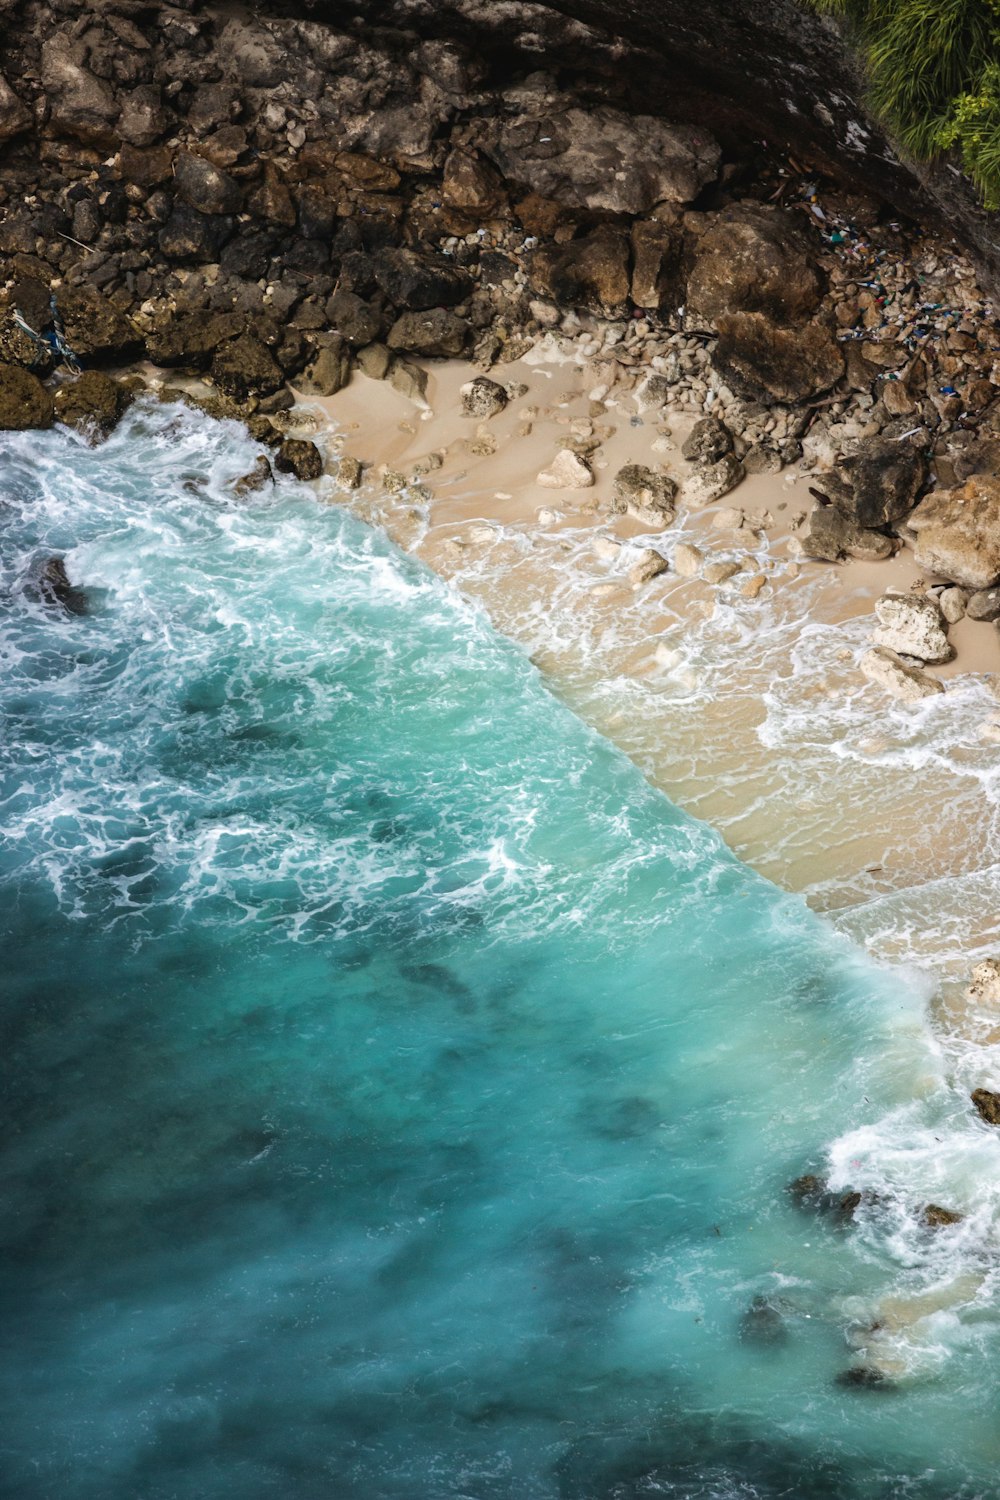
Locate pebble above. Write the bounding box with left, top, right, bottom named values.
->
left=741, top=572, right=768, bottom=599
left=703, top=560, right=742, bottom=585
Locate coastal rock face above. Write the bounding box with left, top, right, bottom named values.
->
left=872, top=593, right=951, bottom=664
left=860, top=647, right=943, bottom=702
left=211, top=335, right=284, bottom=403
left=275, top=438, right=323, bottom=480
left=909, top=478, right=1000, bottom=590
left=387, top=309, right=469, bottom=358
left=478, top=107, right=719, bottom=216
left=711, top=314, right=844, bottom=406
left=830, top=438, right=927, bottom=529
left=529, top=227, right=631, bottom=316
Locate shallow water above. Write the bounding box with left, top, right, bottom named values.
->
left=2, top=405, right=1000, bottom=1499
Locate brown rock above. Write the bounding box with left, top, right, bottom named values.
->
left=630, top=218, right=685, bottom=316
left=971, top=1087, right=1000, bottom=1125
left=53, top=371, right=131, bottom=440
left=922, top=1204, right=963, bottom=1228
left=686, top=206, right=822, bottom=329
left=829, top=437, right=926, bottom=529
left=386, top=309, right=469, bottom=359
left=233, top=455, right=273, bottom=495
left=530, top=226, right=631, bottom=315
left=712, top=313, right=844, bottom=405
left=0, top=364, right=54, bottom=429
left=275, top=439, right=323, bottom=481
left=441, top=148, right=507, bottom=214
left=210, top=335, right=283, bottom=402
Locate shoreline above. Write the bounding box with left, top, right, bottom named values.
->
left=273, top=349, right=1000, bottom=1038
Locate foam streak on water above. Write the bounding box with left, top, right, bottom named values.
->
left=1, top=405, right=999, bottom=1499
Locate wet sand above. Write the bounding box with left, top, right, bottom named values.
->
left=285, top=353, right=1000, bottom=1049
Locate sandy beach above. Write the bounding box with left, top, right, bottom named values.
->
left=283, top=350, right=1000, bottom=1044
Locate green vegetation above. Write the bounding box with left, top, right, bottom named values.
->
left=806, top=1, right=1000, bottom=207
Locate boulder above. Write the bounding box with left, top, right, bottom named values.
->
left=461, top=378, right=507, bottom=419
left=325, top=291, right=387, bottom=347
left=386, top=309, right=469, bottom=359
left=119, top=143, right=175, bottom=190
left=57, top=288, right=143, bottom=367
left=860, top=646, right=944, bottom=702
left=118, top=86, right=172, bottom=148
left=233, top=455, right=273, bottom=496
left=673, top=542, right=703, bottom=577
left=684, top=453, right=745, bottom=508
left=966, top=958, right=1000, bottom=1006
left=53, top=372, right=131, bottom=440
left=971, top=1087, right=1000, bottom=1125
left=629, top=549, right=669, bottom=585
left=829, top=438, right=927, bottom=529
left=356, top=342, right=392, bottom=381
left=275, top=439, right=323, bottom=481
left=480, top=107, right=719, bottom=215
left=712, top=313, right=844, bottom=405
left=610, top=464, right=677, bottom=526
left=938, top=586, right=968, bottom=623
left=37, top=556, right=87, bottom=616
left=388, top=357, right=429, bottom=404
left=922, top=1204, right=964, bottom=1228
left=799, top=504, right=893, bottom=563
left=0, top=364, right=54, bottom=429
left=299, top=339, right=351, bottom=397
left=966, top=587, right=1000, bottom=621
left=174, top=152, right=243, bottom=217
left=441, top=148, right=507, bottom=214
left=0, top=73, right=31, bottom=144
left=537, top=449, right=594, bottom=489
left=158, top=205, right=235, bottom=262
left=210, top=335, right=283, bottom=402
left=40, top=35, right=119, bottom=147
left=682, top=417, right=733, bottom=465
left=630, top=218, right=685, bottom=317
left=374, top=248, right=470, bottom=310
left=146, top=312, right=246, bottom=370
left=686, top=206, right=822, bottom=329
left=739, top=1295, right=787, bottom=1346
left=908, top=477, right=1000, bottom=590
left=872, top=592, right=951, bottom=663
left=529, top=226, right=630, bottom=315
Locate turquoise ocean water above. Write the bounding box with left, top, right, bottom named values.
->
left=1, top=404, right=998, bottom=1498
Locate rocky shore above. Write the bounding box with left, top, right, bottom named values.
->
left=6, top=0, right=1000, bottom=1389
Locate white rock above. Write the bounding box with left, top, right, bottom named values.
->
left=592, top=536, right=622, bottom=562
left=860, top=646, right=944, bottom=702
left=536, top=449, right=595, bottom=489
left=966, top=958, right=1000, bottom=1005
left=536, top=508, right=560, bottom=525
left=673, top=542, right=703, bottom=577
left=712, top=507, right=744, bottom=530
left=703, top=560, right=741, bottom=585
left=872, top=592, right=952, bottom=664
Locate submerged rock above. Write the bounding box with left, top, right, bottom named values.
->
left=922, top=1204, right=964, bottom=1228
left=37, top=556, right=88, bottom=615
left=836, top=1365, right=893, bottom=1390
left=872, top=592, right=952, bottom=664
left=739, top=1294, right=788, bottom=1346
left=860, top=647, right=944, bottom=703
left=971, top=1087, right=1000, bottom=1125
left=233, top=455, right=273, bottom=496
left=53, top=371, right=131, bottom=440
